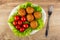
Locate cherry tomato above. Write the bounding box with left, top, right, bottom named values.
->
left=18, top=20, right=22, bottom=25
left=21, top=16, right=26, bottom=22
left=20, top=27, right=25, bottom=32
left=23, top=24, right=29, bottom=29
left=16, top=25, right=21, bottom=30
left=13, top=21, right=17, bottom=25
left=14, top=16, right=20, bottom=21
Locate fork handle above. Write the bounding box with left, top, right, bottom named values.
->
left=45, top=15, right=50, bottom=37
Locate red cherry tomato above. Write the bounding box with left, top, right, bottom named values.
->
left=14, top=16, right=20, bottom=21
left=23, top=24, right=29, bottom=29
left=20, top=27, right=25, bottom=32
left=21, top=16, right=26, bottom=22
left=18, top=20, right=22, bottom=25
left=13, top=21, right=17, bottom=25
left=16, top=25, right=21, bottom=30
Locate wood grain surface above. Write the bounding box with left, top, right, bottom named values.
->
left=0, top=0, right=60, bottom=40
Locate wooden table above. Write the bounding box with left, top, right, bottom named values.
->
left=0, top=0, right=60, bottom=40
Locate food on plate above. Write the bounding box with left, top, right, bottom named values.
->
left=26, top=7, right=34, bottom=14
left=30, top=21, right=38, bottom=29
left=34, top=12, right=42, bottom=19
left=14, top=16, right=20, bottom=21
left=18, top=20, right=22, bottom=25
left=23, top=24, right=29, bottom=29
left=8, top=2, right=44, bottom=37
left=20, top=27, right=25, bottom=32
left=21, top=16, right=26, bottom=22
left=13, top=21, right=17, bottom=26
left=27, top=14, right=34, bottom=22
left=18, top=9, right=26, bottom=16
left=12, top=15, right=29, bottom=32
left=16, top=25, right=21, bottom=30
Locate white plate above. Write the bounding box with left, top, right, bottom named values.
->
left=8, top=4, right=46, bottom=35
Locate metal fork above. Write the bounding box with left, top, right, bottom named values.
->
left=45, top=5, right=54, bottom=37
